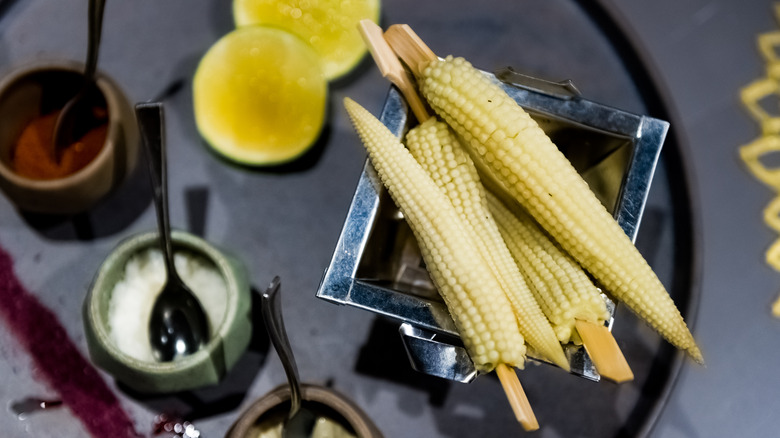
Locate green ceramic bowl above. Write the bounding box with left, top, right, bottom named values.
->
left=83, top=230, right=252, bottom=393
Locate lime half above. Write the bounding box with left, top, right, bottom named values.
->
left=193, top=26, right=327, bottom=165
left=233, top=0, right=380, bottom=80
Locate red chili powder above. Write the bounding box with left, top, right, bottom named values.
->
left=0, top=245, right=141, bottom=437
left=11, top=109, right=107, bottom=180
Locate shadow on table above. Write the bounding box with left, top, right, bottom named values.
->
left=19, top=173, right=210, bottom=244
left=116, top=286, right=271, bottom=421
left=354, top=317, right=451, bottom=407
left=352, top=266, right=686, bottom=437
left=19, top=161, right=152, bottom=241
left=0, top=0, right=23, bottom=25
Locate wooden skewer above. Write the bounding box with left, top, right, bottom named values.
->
left=374, top=22, right=543, bottom=427
left=496, top=363, right=539, bottom=432
left=363, top=22, right=540, bottom=430
left=358, top=20, right=431, bottom=123
left=384, top=23, right=437, bottom=78
left=574, top=319, right=634, bottom=383
left=385, top=22, right=635, bottom=386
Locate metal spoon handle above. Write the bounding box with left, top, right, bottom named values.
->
left=136, top=102, right=177, bottom=278
left=49, top=0, right=106, bottom=160
left=260, top=277, right=302, bottom=419
left=84, top=0, right=106, bottom=82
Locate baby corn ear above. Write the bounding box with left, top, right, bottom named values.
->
left=488, top=192, right=633, bottom=382
left=487, top=192, right=609, bottom=346
left=386, top=24, right=700, bottom=363
left=343, top=97, right=526, bottom=372
left=406, top=118, right=569, bottom=371
left=418, top=55, right=702, bottom=364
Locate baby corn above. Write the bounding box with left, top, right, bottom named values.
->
left=418, top=55, right=702, bottom=363
left=405, top=118, right=569, bottom=370
left=343, top=97, right=526, bottom=372
left=487, top=191, right=610, bottom=345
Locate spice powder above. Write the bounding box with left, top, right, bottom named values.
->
left=12, top=109, right=107, bottom=180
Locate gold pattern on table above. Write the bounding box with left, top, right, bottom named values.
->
left=738, top=2, right=780, bottom=317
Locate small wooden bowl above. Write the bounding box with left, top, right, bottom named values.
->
left=226, top=384, right=383, bottom=438
left=0, top=60, right=137, bottom=214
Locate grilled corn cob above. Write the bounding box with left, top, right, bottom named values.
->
left=487, top=191, right=610, bottom=344
left=405, top=118, right=569, bottom=370
left=343, top=97, right=526, bottom=372
left=417, top=55, right=702, bottom=363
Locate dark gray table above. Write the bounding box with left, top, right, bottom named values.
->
left=0, top=1, right=773, bottom=437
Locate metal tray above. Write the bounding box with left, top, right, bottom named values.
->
left=317, top=69, right=668, bottom=383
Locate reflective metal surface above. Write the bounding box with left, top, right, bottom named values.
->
left=317, top=70, right=668, bottom=382
left=398, top=323, right=478, bottom=383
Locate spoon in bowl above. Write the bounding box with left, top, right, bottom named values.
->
left=260, top=277, right=317, bottom=438
left=51, top=0, right=107, bottom=161
left=136, top=102, right=210, bottom=362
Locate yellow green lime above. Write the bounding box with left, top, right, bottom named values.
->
left=193, top=26, right=327, bottom=165
left=233, top=0, right=380, bottom=80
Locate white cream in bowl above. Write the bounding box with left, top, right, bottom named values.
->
left=107, top=247, right=227, bottom=362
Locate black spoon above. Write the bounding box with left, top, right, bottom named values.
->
left=260, top=277, right=317, bottom=438
left=51, top=0, right=107, bottom=160
left=136, top=102, right=210, bottom=362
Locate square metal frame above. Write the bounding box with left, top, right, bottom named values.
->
left=317, top=70, right=668, bottom=382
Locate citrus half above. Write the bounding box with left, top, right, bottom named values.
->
left=233, top=0, right=380, bottom=80
left=193, top=26, right=327, bottom=166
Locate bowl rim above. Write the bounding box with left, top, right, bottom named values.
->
left=0, top=59, right=126, bottom=189
left=86, top=230, right=244, bottom=373
left=226, top=383, right=383, bottom=438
